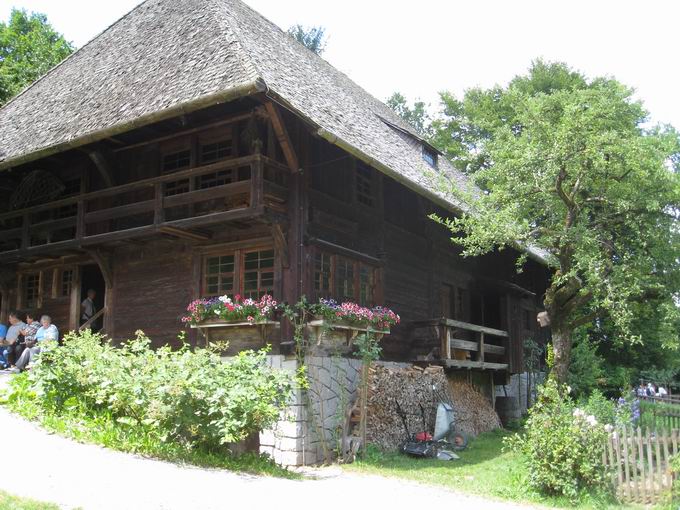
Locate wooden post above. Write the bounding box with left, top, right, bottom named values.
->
left=153, top=183, right=164, bottom=225
left=69, top=266, right=82, bottom=332
left=250, top=156, right=263, bottom=209
left=21, top=213, right=29, bottom=250
left=76, top=199, right=85, bottom=240
left=439, top=325, right=450, bottom=360
left=636, top=427, right=646, bottom=503
left=622, top=427, right=631, bottom=501
left=478, top=331, right=485, bottom=363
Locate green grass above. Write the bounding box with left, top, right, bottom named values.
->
left=345, top=430, right=639, bottom=509
left=0, top=490, right=60, bottom=510
left=1, top=376, right=298, bottom=480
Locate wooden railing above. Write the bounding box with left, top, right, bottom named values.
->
left=0, top=155, right=289, bottom=258
left=412, top=318, right=510, bottom=370
left=78, top=307, right=106, bottom=332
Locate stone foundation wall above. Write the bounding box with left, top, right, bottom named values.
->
left=258, top=355, right=363, bottom=466
left=494, top=371, right=545, bottom=424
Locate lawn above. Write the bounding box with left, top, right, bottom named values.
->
left=0, top=490, right=60, bottom=510
left=345, top=429, right=638, bottom=509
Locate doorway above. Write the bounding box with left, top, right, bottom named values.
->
left=80, top=264, right=105, bottom=331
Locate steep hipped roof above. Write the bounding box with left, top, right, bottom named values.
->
left=0, top=0, right=548, bottom=263
left=0, top=0, right=465, bottom=201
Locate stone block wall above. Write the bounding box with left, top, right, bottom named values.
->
left=258, top=355, right=363, bottom=466
left=494, top=371, right=545, bottom=424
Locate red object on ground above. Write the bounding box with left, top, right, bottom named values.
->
left=415, top=432, right=432, bottom=441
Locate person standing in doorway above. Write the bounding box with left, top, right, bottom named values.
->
left=81, top=289, right=97, bottom=328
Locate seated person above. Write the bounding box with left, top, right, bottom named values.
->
left=0, top=323, right=7, bottom=363
left=15, top=311, right=40, bottom=364
left=13, top=315, right=58, bottom=372
left=0, top=312, right=26, bottom=369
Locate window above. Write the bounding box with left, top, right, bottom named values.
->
left=204, top=255, right=235, bottom=296
left=314, top=252, right=332, bottom=297
left=313, top=249, right=378, bottom=306
left=162, top=150, right=191, bottom=172
left=359, top=265, right=374, bottom=306
left=162, top=149, right=191, bottom=196
left=422, top=146, right=438, bottom=168
left=200, top=140, right=232, bottom=164
left=23, top=273, right=41, bottom=308
left=60, top=269, right=74, bottom=297
left=356, top=162, right=374, bottom=207
left=335, top=257, right=354, bottom=302
left=243, top=249, right=275, bottom=299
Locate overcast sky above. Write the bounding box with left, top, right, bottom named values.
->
left=2, top=0, right=678, bottom=128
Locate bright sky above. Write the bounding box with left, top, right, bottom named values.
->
left=1, top=0, right=679, bottom=128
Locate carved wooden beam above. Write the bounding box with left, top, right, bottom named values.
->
left=264, top=102, right=300, bottom=173
left=85, top=249, right=113, bottom=290
left=272, top=223, right=289, bottom=268
left=87, top=149, right=116, bottom=188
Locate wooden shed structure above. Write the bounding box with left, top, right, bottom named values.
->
left=0, top=0, right=550, bottom=377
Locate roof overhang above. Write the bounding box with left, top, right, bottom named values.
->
left=0, top=79, right=267, bottom=171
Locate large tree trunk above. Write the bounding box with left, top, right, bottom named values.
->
left=551, top=326, right=572, bottom=385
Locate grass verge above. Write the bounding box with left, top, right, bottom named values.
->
left=345, top=429, right=639, bottom=509
left=0, top=490, right=60, bottom=510
left=1, top=373, right=298, bottom=479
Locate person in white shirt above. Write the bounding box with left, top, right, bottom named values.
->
left=81, top=289, right=97, bottom=325
left=12, top=315, right=58, bottom=372
left=657, top=386, right=668, bottom=397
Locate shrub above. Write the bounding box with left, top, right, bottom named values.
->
left=581, top=389, right=616, bottom=426
left=22, top=330, right=293, bottom=450
left=505, top=378, right=610, bottom=502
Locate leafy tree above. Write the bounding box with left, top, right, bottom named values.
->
left=433, top=60, right=680, bottom=384
left=567, top=334, right=604, bottom=399
left=0, top=9, right=73, bottom=105
left=287, top=24, right=326, bottom=55
left=386, top=92, right=432, bottom=137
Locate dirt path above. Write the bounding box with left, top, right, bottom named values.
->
left=0, top=376, right=540, bottom=510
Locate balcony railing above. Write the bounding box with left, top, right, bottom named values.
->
left=411, top=318, right=510, bottom=370
left=0, top=154, right=289, bottom=258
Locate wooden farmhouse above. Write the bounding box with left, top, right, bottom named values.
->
left=0, top=0, right=550, bottom=381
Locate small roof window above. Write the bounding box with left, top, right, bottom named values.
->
left=422, top=145, right=438, bottom=168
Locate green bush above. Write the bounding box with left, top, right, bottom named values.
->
left=20, top=330, right=293, bottom=450
left=581, top=389, right=617, bottom=426
left=505, top=378, right=611, bottom=502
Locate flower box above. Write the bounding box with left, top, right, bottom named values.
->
left=306, top=316, right=390, bottom=355
left=190, top=319, right=280, bottom=356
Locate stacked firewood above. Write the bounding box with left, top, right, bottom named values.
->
left=447, top=380, right=502, bottom=437
left=364, top=364, right=501, bottom=450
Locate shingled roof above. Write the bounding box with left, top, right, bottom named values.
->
left=0, top=0, right=548, bottom=263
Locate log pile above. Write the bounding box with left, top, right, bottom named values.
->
left=364, top=363, right=501, bottom=450
left=448, top=380, right=502, bottom=437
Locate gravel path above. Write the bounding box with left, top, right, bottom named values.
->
left=0, top=376, right=540, bottom=510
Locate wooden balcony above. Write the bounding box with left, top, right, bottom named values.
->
left=411, top=318, right=510, bottom=371
left=0, top=155, right=289, bottom=260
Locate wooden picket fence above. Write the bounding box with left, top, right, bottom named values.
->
left=603, top=427, right=678, bottom=504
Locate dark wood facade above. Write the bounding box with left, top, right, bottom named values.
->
left=0, top=96, right=549, bottom=373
